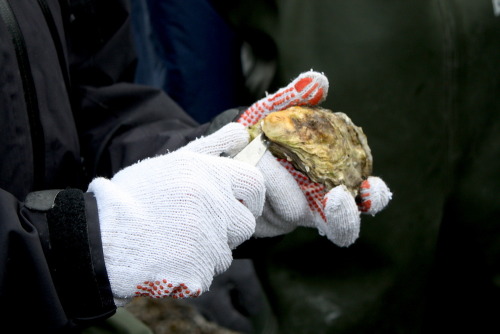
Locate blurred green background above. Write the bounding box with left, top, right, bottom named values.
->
left=213, top=1, right=500, bottom=333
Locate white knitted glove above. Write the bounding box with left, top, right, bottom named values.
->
left=239, top=71, right=392, bottom=247
left=88, top=123, right=265, bottom=306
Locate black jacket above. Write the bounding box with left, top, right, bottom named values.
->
left=0, top=0, right=207, bottom=331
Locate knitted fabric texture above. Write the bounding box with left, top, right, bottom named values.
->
left=240, top=71, right=392, bottom=246
left=88, top=123, right=265, bottom=305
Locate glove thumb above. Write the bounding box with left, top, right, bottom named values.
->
left=180, top=123, right=249, bottom=157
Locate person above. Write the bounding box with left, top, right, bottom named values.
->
left=0, top=1, right=391, bottom=333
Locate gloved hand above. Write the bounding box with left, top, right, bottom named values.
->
left=88, top=123, right=266, bottom=306
left=238, top=70, right=392, bottom=247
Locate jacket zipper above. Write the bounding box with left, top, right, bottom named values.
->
left=0, top=0, right=46, bottom=190
left=37, top=0, right=72, bottom=96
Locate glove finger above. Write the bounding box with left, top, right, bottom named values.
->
left=253, top=202, right=300, bottom=238
left=317, top=185, right=360, bottom=247
left=218, top=159, right=266, bottom=249
left=358, top=176, right=393, bottom=216
left=238, top=70, right=329, bottom=127
left=257, top=152, right=312, bottom=222
left=277, top=158, right=328, bottom=220
left=181, top=122, right=249, bottom=157
left=226, top=199, right=259, bottom=249
left=222, top=158, right=266, bottom=218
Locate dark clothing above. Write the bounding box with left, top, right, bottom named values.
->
left=131, top=0, right=249, bottom=124
left=0, top=0, right=206, bottom=331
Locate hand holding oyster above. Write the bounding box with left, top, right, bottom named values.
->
left=234, top=70, right=391, bottom=247
left=248, top=106, right=372, bottom=197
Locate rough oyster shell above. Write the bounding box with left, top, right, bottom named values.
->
left=248, top=106, right=372, bottom=196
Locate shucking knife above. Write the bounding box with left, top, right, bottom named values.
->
left=232, top=133, right=269, bottom=166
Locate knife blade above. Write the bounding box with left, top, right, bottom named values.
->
left=232, top=133, right=269, bottom=166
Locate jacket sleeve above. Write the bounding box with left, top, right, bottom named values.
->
left=0, top=187, right=115, bottom=330
left=65, top=0, right=209, bottom=179
left=0, top=1, right=210, bottom=330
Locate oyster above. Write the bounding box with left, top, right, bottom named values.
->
left=248, top=106, right=372, bottom=196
